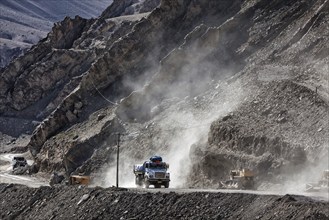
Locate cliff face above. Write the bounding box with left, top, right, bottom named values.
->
left=1, top=0, right=328, bottom=189
left=0, top=0, right=160, bottom=134
left=0, top=0, right=113, bottom=68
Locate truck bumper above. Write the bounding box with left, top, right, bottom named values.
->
left=148, top=179, right=170, bottom=184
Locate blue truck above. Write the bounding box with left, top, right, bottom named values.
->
left=133, top=156, right=170, bottom=188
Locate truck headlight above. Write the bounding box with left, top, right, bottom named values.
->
left=149, top=175, right=154, bottom=178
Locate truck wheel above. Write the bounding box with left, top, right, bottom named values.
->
left=144, top=181, right=150, bottom=189
left=164, top=182, right=169, bottom=188
left=248, top=180, right=255, bottom=190
left=237, top=180, right=242, bottom=189
left=135, top=177, right=141, bottom=186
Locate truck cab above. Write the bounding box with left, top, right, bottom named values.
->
left=133, top=156, right=170, bottom=188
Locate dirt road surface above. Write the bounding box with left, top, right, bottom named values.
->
left=0, top=153, right=328, bottom=219
left=0, top=153, right=48, bottom=188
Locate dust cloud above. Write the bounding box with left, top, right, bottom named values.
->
left=100, top=79, right=247, bottom=188
left=100, top=21, right=249, bottom=188
left=161, top=81, right=246, bottom=188
left=101, top=153, right=137, bottom=188
left=279, top=145, right=329, bottom=195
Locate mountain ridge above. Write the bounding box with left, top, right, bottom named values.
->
left=0, top=0, right=113, bottom=68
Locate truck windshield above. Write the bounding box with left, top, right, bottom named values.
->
left=149, top=163, right=166, bottom=169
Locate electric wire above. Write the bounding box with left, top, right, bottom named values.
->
left=120, top=121, right=214, bottom=139
left=91, top=80, right=216, bottom=136
left=91, top=80, right=118, bottom=106
left=158, top=122, right=212, bottom=132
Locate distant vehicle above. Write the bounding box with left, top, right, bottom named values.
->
left=133, top=156, right=170, bottom=188
left=49, top=173, right=90, bottom=186
left=219, top=168, right=256, bottom=190
left=12, top=156, right=27, bottom=169
left=12, top=156, right=28, bottom=175
left=305, top=170, right=329, bottom=192
left=49, top=172, right=65, bottom=186
left=69, top=175, right=91, bottom=186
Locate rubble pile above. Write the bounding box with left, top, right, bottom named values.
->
left=0, top=184, right=328, bottom=220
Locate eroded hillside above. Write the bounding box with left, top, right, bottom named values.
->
left=0, top=0, right=328, bottom=195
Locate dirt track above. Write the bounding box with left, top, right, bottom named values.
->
left=0, top=154, right=48, bottom=188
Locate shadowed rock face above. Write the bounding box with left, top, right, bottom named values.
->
left=49, top=16, right=88, bottom=50
left=0, top=16, right=91, bottom=113
left=1, top=0, right=328, bottom=188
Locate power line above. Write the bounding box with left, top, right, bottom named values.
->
left=90, top=78, right=216, bottom=132
left=91, top=80, right=119, bottom=106
left=120, top=122, right=213, bottom=139
left=159, top=122, right=212, bottom=132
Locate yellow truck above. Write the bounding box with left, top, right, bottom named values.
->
left=219, top=168, right=255, bottom=190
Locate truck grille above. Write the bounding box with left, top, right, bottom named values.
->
left=155, top=172, right=165, bottom=178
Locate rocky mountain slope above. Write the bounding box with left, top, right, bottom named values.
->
left=0, top=0, right=328, bottom=195
left=0, top=0, right=113, bottom=68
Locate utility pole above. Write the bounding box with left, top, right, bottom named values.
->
left=116, top=133, right=121, bottom=188
left=314, top=86, right=319, bottom=104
